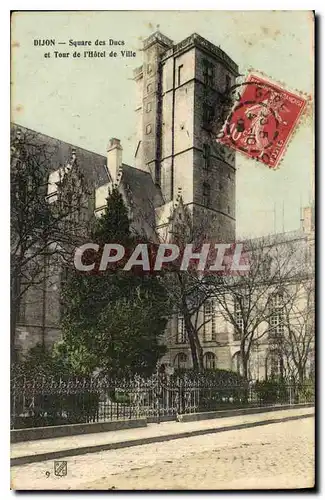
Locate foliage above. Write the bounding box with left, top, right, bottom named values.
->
left=11, top=343, right=68, bottom=379
left=59, top=188, right=169, bottom=377
left=10, top=126, right=90, bottom=360
left=254, top=378, right=287, bottom=404
left=172, top=367, right=245, bottom=384
left=297, top=381, right=315, bottom=403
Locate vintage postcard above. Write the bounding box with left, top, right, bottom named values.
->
left=10, top=10, right=315, bottom=491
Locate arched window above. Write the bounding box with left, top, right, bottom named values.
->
left=174, top=353, right=188, bottom=369
left=232, top=351, right=242, bottom=374
left=204, top=352, right=216, bottom=370
left=265, top=350, right=283, bottom=379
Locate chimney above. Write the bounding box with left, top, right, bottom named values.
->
left=107, top=138, right=123, bottom=184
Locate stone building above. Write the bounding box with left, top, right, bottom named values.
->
left=12, top=31, right=314, bottom=379
left=163, top=211, right=315, bottom=380
left=13, top=31, right=238, bottom=355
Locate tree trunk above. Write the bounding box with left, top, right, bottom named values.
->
left=183, top=308, right=202, bottom=371
left=240, top=345, right=250, bottom=403
left=10, top=302, right=18, bottom=363
left=240, top=343, right=249, bottom=382
left=10, top=272, right=20, bottom=364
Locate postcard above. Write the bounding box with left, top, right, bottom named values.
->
left=10, top=10, right=315, bottom=491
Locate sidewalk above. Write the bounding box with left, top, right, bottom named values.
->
left=11, top=406, right=314, bottom=466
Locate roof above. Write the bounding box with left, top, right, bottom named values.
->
left=11, top=123, right=109, bottom=188
left=120, top=165, right=164, bottom=232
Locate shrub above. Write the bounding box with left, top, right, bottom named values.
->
left=254, top=378, right=287, bottom=405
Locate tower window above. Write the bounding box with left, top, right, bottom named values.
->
left=147, top=83, right=153, bottom=93
left=203, top=60, right=214, bottom=87
left=146, top=124, right=152, bottom=135
left=203, top=104, right=214, bottom=128
left=147, top=63, right=152, bottom=74
left=203, top=182, right=210, bottom=207
left=203, top=144, right=210, bottom=170
left=146, top=102, right=152, bottom=113
left=226, top=75, right=231, bottom=92
left=178, top=64, right=184, bottom=86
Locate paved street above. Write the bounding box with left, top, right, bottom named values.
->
left=11, top=415, right=314, bottom=490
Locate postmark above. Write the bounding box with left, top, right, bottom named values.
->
left=217, top=74, right=308, bottom=168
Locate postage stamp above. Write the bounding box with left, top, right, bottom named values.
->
left=217, top=74, right=308, bottom=168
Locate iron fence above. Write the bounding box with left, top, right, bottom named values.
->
left=10, top=373, right=314, bottom=429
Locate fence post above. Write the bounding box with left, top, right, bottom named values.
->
left=156, top=371, right=161, bottom=424
left=178, top=377, right=184, bottom=415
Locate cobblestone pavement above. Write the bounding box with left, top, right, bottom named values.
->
left=11, top=417, right=314, bottom=490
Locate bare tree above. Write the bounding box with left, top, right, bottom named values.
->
left=154, top=201, right=218, bottom=371
left=279, top=274, right=315, bottom=384
left=10, top=126, right=91, bottom=359
left=209, top=235, right=305, bottom=382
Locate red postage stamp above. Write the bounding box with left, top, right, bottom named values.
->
left=217, top=74, right=307, bottom=168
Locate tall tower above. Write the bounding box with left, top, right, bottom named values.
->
left=134, top=32, right=238, bottom=241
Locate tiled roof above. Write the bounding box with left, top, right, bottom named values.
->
left=11, top=123, right=109, bottom=188
left=121, top=165, right=164, bottom=233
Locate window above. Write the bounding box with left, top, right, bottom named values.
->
left=227, top=205, right=230, bottom=214
left=147, top=83, right=153, bottom=93
left=203, top=144, right=210, bottom=171
left=203, top=182, right=210, bottom=207
left=147, top=63, right=152, bottom=74
left=203, top=59, right=214, bottom=86
left=203, top=104, right=214, bottom=128
left=203, top=300, right=216, bottom=341
left=146, top=102, right=152, bottom=113
left=146, top=124, right=152, bottom=135
left=174, top=352, right=188, bottom=369
left=234, top=297, right=246, bottom=339
left=226, top=74, right=231, bottom=92
left=269, top=293, right=284, bottom=340
left=17, top=294, right=26, bottom=324
left=177, top=314, right=187, bottom=344
left=178, top=64, right=183, bottom=86
left=204, top=352, right=216, bottom=370
left=232, top=351, right=242, bottom=374
left=266, top=350, right=283, bottom=379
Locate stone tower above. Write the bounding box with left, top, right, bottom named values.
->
left=134, top=32, right=238, bottom=241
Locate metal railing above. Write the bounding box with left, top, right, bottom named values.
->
left=11, top=373, right=314, bottom=429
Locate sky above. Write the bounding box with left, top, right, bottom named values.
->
left=11, top=10, right=314, bottom=238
